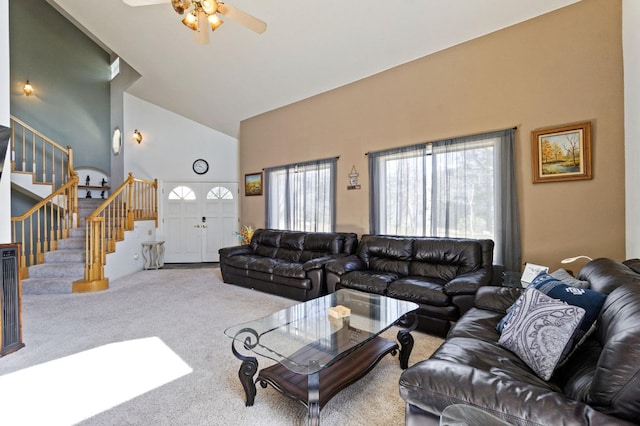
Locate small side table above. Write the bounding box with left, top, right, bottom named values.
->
left=141, top=241, right=165, bottom=270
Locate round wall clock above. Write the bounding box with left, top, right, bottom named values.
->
left=112, top=128, right=122, bottom=155
left=193, top=159, right=209, bottom=175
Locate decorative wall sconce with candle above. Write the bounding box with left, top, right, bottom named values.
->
left=133, top=129, right=143, bottom=144
left=23, top=80, right=33, bottom=96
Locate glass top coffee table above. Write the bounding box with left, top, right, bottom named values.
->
left=224, top=289, right=419, bottom=425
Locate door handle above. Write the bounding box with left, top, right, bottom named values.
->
left=202, top=216, right=206, bottom=223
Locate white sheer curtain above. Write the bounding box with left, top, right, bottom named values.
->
left=369, top=129, right=520, bottom=272
left=265, top=157, right=337, bottom=232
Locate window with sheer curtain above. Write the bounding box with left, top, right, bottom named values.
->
left=368, top=129, right=520, bottom=272
left=265, top=157, right=337, bottom=232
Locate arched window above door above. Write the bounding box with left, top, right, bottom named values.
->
left=168, top=186, right=196, bottom=200
left=207, top=186, right=234, bottom=200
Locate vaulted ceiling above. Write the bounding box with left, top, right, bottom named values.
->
left=49, top=0, right=580, bottom=137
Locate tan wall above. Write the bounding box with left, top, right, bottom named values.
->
left=239, top=0, right=624, bottom=272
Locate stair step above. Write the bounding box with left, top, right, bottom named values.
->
left=57, top=238, right=85, bottom=250
left=28, top=262, right=85, bottom=278
left=22, top=278, right=75, bottom=295
left=44, top=249, right=85, bottom=263
left=68, top=227, right=86, bottom=238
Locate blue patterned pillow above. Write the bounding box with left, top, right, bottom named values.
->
left=497, top=271, right=605, bottom=335
left=499, top=287, right=585, bottom=381
left=530, top=272, right=606, bottom=338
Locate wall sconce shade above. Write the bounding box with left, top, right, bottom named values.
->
left=23, top=80, right=33, bottom=96
left=561, top=255, right=593, bottom=264
left=133, top=129, right=143, bottom=144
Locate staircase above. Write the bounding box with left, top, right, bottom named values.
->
left=21, top=199, right=102, bottom=295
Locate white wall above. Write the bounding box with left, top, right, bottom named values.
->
left=0, top=0, right=11, bottom=243
left=624, top=0, right=640, bottom=258
left=104, top=220, right=156, bottom=281
left=123, top=93, right=239, bottom=240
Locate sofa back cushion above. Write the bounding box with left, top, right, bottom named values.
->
left=249, top=229, right=281, bottom=258
left=357, top=236, right=412, bottom=276
left=276, top=232, right=306, bottom=262
left=577, top=258, right=640, bottom=294
left=299, top=233, right=345, bottom=262
left=585, top=283, right=640, bottom=422
left=409, top=238, right=483, bottom=280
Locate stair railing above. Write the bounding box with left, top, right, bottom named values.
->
left=10, top=115, right=76, bottom=190
left=73, top=173, right=158, bottom=293
left=11, top=175, right=80, bottom=278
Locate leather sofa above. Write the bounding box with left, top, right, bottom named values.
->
left=400, top=258, right=640, bottom=425
left=324, top=235, right=494, bottom=336
left=218, top=229, right=358, bottom=301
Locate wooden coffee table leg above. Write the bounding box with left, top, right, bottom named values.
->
left=308, top=360, right=320, bottom=426
left=232, top=339, right=259, bottom=406
left=396, top=312, right=418, bottom=369
left=397, top=329, right=414, bottom=369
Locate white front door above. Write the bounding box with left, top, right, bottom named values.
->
left=163, top=182, right=239, bottom=263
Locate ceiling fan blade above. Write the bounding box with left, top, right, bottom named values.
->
left=123, top=0, right=168, bottom=6
left=217, top=3, right=266, bottom=34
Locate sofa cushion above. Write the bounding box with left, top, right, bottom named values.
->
left=272, top=262, right=306, bottom=279
left=299, top=233, right=344, bottom=262
left=357, top=236, right=412, bottom=275
left=577, top=258, right=640, bottom=294
left=224, top=254, right=262, bottom=270
left=275, top=232, right=305, bottom=262
left=339, top=270, right=398, bottom=294
left=250, top=229, right=281, bottom=258
left=387, top=277, right=449, bottom=306
left=409, top=239, right=482, bottom=280
left=587, top=283, right=640, bottom=421
left=247, top=257, right=288, bottom=274
left=499, top=287, right=585, bottom=381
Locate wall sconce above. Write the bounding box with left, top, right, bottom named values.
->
left=133, top=129, right=143, bottom=144
left=23, top=80, right=34, bottom=96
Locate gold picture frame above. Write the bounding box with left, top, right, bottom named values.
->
left=531, top=122, right=592, bottom=183
left=244, top=172, right=263, bottom=196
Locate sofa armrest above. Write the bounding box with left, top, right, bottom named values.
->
left=218, top=245, right=252, bottom=257
left=325, top=255, right=366, bottom=275
left=473, top=286, right=522, bottom=313
left=443, top=268, right=492, bottom=296
left=400, top=358, right=635, bottom=426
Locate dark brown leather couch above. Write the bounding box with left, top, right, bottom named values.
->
left=400, top=258, right=640, bottom=425
left=325, top=235, right=495, bottom=336
left=218, top=229, right=358, bottom=301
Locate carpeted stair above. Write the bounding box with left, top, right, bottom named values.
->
left=22, top=198, right=102, bottom=295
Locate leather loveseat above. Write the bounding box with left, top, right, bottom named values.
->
left=324, top=235, right=494, bottom=336
left=400, top=258, right=640, bottom=425
left=218, top=229, right=358, bottom=301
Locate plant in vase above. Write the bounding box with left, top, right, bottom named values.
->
left=236, top=226, right=254, bottom=245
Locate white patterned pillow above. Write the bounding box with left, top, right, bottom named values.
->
left=498, top=287, right=585, bottom=381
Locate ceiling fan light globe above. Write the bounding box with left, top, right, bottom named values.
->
left=200, top=0, right=217, bottom=15
left=182, top=12, right=198, bottom=31
left=208, top=14, right=223, bottom=31
left=171, top=0, right=190, bottom=14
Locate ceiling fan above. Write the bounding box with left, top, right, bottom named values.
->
left=123, top=0, right=267, bottom=44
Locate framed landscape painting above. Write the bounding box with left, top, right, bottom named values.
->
left=245, top=172, right=263, bottom=196
left=531, top=122, right=592, bottom=183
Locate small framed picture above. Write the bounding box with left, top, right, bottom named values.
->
left=531, top=121, right=592, bottom=183
left=244, top=172, right=263, bottom=196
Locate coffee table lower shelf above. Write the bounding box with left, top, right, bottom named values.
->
left=257, top=336, right=398, bottom=410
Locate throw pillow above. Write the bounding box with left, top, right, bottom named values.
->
left=530, top=272, right=606, bottom=338
left=550, top=268, right=590, bottom=289
left=499, top=287, right=585, bottom=381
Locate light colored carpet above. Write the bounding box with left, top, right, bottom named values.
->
left=0, top=268, right=443, bottom=425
